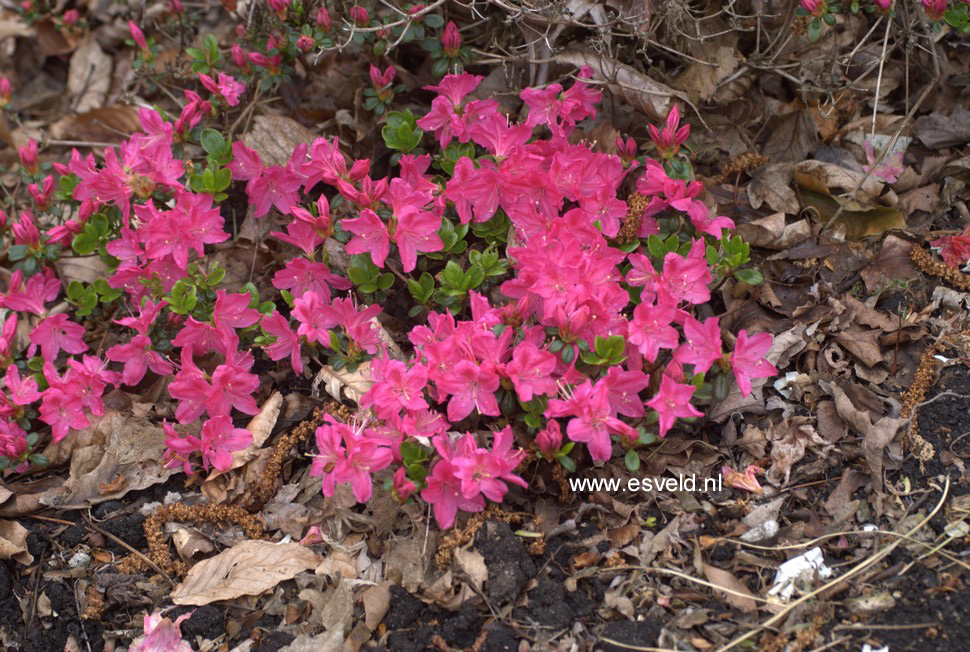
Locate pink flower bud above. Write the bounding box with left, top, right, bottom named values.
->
left=871, top=0, right=891, bottom=10
left=648, top=105, right=689, bottom=159
left=18, top=139, right=38, bottom=175
left=267, top=0, right=289, bottom=12
left=129, top=21, right=148, bottom=50
left=392, top=467, right=416, bottom=501
left=0, top=77, right=11, bottom=107
left=800, top=0, right=827, bottom=15
left=922, top=0, right=945, bottom=20
left=229, top=46, right=247, bottom=74
left=349, top=5, right=369, bottom=25
left=0, top=209, right=8, bottom=229
left=247, top=51, right=269, bottom=68
left=63, top=9, right=79, bottom=25
left=537, top=420, right=562, bottom=456
left=315, top=7, right=332, bottom=29
left=12, top=210, right=41, bottom=248
left=170, top=0, right=184, bottom=14
left=20, top=1, right=32, bottom=11
left=296, top=35, right=315, bottom=52
left=441, top=21, right=461, bottom=56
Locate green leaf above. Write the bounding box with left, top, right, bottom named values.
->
left=200, top=128, right=225, bottom=155
left=624, top=449, right=641, bottom=472
left=7, top=245, right=27, bottom=262
left=733, top=268, right=764, bottom=286
left=464, top=264, right=485, bottom=290
left=558, top=455, right=576, bottom=473
left=423, top=13, right=444, bottom=28
left=442, top=260, right=463, bottom=288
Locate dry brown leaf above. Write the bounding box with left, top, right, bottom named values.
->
left=0, top=519, right=32, bottom=565
left=747, top=163, right=799, bottom=214
left=701, top=563, right=758, bottom=613
left=794, top=160, right=894, bottom=211
left=0, top=16, right=33, bottom=42
left=50, top=104, right=141, bottom=142
left=55, top=255, right=110, bottom=285
left=243, top=114, right=317, bottom=167
left=555, top=49, right=686, bottom=121
left=454, top=546, right=488, bottom=593
left=671, top=33, right=740, bottom=104
left=67, top=35, right=112, bottom=113
left=736, top=213, right=811, bottom=250
left=171, top=540, right=322, bottom=605
left=39, top=411, right=175, bottom=508
left=762, top=111, right=819, bottom=164
left=863, top=416, right=905, bottom=492
left=313, top=362, right=374, bottom=404
left=362, top=582, right=392, bottom=631
left=914, top=106, right=970, bottom=148
left=279, top=630, right=344, bottom=652
left=35, top=18, right=78, bottom=56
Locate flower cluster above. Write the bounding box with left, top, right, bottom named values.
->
left=0, top=59, right=777, bottom=527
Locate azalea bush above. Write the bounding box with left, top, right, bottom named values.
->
left=798, top=0, right=970, bottom=40
left=0, top=23, right=780, bottom=528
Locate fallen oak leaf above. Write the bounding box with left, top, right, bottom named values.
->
left=555, top=49, right=687, bottom=122
left=701, top=562, right=758, bottom=613
left=0, top=519, right=32, bottom=565
left=171, top=539, right=322, bottom=605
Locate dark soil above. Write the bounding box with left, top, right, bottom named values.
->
left=908, top=358, right=970, bottom=487
left=598, top=616, right=663, bottom=652
left=868, top=565, right=970, bottom=651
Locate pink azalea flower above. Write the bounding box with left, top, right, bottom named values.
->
left=213, top=290, right=261, bottom=330
left=627, top=297, right=679, bottom=363
left=261, top=312, right=303, bottom=374
left=601, top=365, right=649, bottom=418
left=5, top=365, right=41, bottom=405
left=673, top=316, right=723, bottom=373
left=197, top=415, right=252, bottom=471
left=207, top=347, right=260, bottom=416
left=272, top=258, right=350, bottom=301
left=504, top=341, right=558, bottom=402
left=106, top=334, right=174, bottom=386
left=644, top=375, right=704, bottom=438
left=361, top=357, right=429, bottom=419
left=421, top=436, right=486, bottom=528
left=722, top=465, right=764, bottom=494
left=131, top=611, right=192, bottom=652
left=450, top=427, right=527, bottom=502
left=343, top=209, right=390, bottom=267
left=545, top=379, right=636, bottom=462
left=309, top=416, right=393, bottom=502
left=537, top=419, right=563, bottom=456
left=28, top=314, right=88, bottom=360
left=731, top=330, right=777, bottom=397
left=167, top=348, right=212, bottom=423
left=292, top=290, right=334, bottom=345
left=436, top=359, right=501, bottom=422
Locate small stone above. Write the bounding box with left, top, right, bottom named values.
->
left=68, top=551, right=91, bottom=569
left=846, top=591, right=895, bottom=616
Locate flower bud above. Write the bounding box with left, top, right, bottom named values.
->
left=63, top=9, right=79, bottom=25
left=129, top=21, right=148, bottom=50
left=349, top=5, right=369, bottom=25
left=18, top=139, right=38, bottom=175
left=315, top=7, right=332, bottom=29
left=0, top=77, right=11, bottom=108
left=442, top=21, right=461, bottom=56
left=537, top=420, right=562, bottom=456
